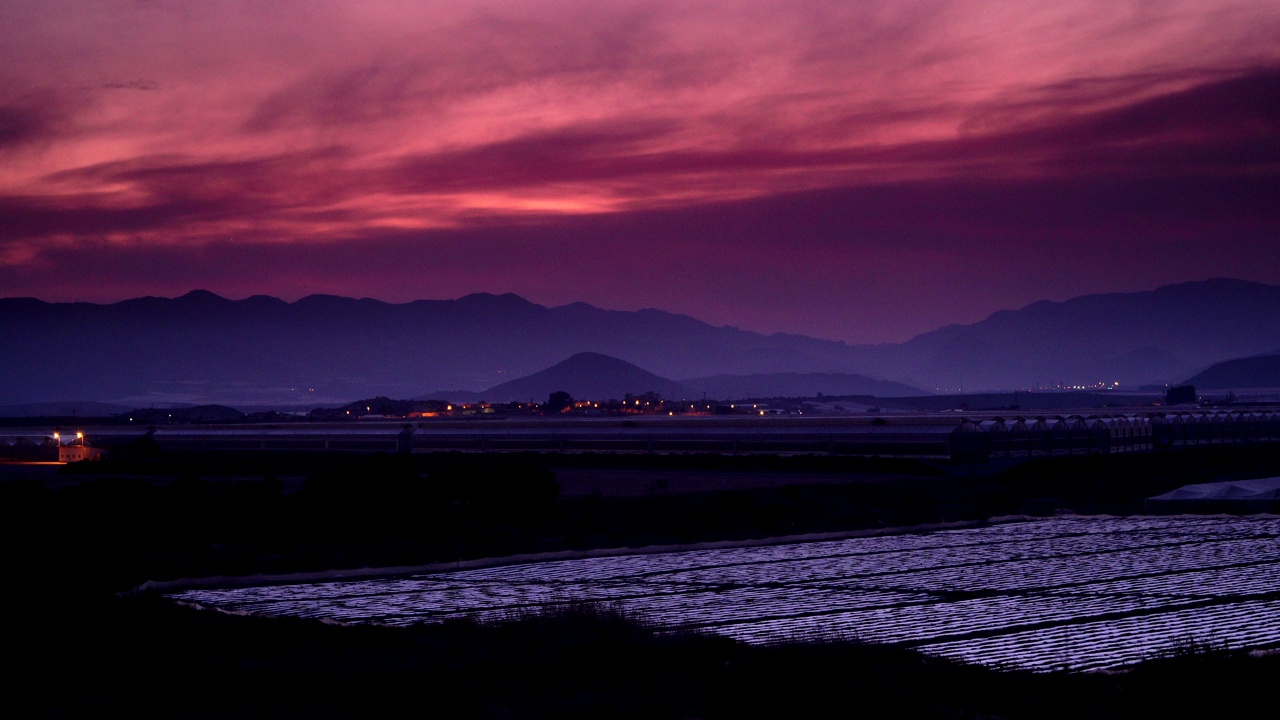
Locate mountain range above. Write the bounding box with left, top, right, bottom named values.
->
left=423, top=353, right=696, bottom=403
left=1182, top=355, right=1280, bottom=390
left=2, top=278, right=1278, bottom=406
left=860, top=278, right=1280, bottom=392
left=419, top=353, right=929, bottom=403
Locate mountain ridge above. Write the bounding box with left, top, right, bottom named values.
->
left=0, top=290, right=869, bottom=405
left=443, top=352, right=695, bottom=403
left=679, top=372, right=929, bottom=400
left=857, top=278, right=1280, bottom=391
left=3, top=278, right=1278, bottom=405
left=1182, top=354, right=1280, bottom=389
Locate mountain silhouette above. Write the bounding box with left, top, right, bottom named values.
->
left=1181, top=354, right=1280, bottom=389
left=679, top=372, right=928, bottom=400
left=0, top=291, right=870, bottom=405
left=3, top=278, right=1279, bottom=405
left=854, top=278, right=1280, bottom=391
left=457, top=352, right=693, bottom=403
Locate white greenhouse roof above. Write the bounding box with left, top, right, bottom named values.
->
left=1149, top=477, right=1280, bottom=502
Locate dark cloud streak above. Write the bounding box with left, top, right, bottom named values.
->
left=4, top=67, right=1276, bottom=269
left=3, top=3, right=1278, bottom=342
left=6, top=167, right=1277, bottom=341
left=0, top=90, right=75, bottom=152
left=325, top=67, right=1280, bottom=197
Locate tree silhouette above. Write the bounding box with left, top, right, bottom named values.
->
left=545, top=391, right=574, bottom=414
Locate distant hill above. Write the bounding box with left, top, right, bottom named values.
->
left=679, top=372, right=928, bottom=400
left=0, top=290, right=868, bottom=406
left=0, top=400, right=130, bottom=418
left=125, top=404, right=247, bottom=423
left=461, top=352, right=694, bottom=403
left=853, top=279, right=1280, bottom=392
left=4, top=278, right=1280, bottom=405
left=1182, top=354, right=1280, bottom=389
left=416, top=389, right=484, bottom=403
left=419, top=361, right=929, bottom=404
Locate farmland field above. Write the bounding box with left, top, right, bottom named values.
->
left=173, top=516, right=1280, bottom=671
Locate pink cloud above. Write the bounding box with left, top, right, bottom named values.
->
left=0, top=1, right=1278, bottom=341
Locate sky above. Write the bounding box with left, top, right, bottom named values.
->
left=1, top=0, right=1278, bottom=343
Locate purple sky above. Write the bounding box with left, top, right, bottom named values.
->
left=2, top=1, right=1278, bottom=342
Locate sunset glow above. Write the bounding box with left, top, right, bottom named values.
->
left=2, top=0, right=1278, bottom=341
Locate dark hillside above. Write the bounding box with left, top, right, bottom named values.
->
left=1182, top=354, right=1280, bottom=388
left=863, top=278, right=1280, bottom=391
left=680, top=371, right=928, bottom=399
left=0, top=291, right=867, bottom=406
left=471, top=352, right=693, bottom=402
left=6, top=279, right=1280, bottom=405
